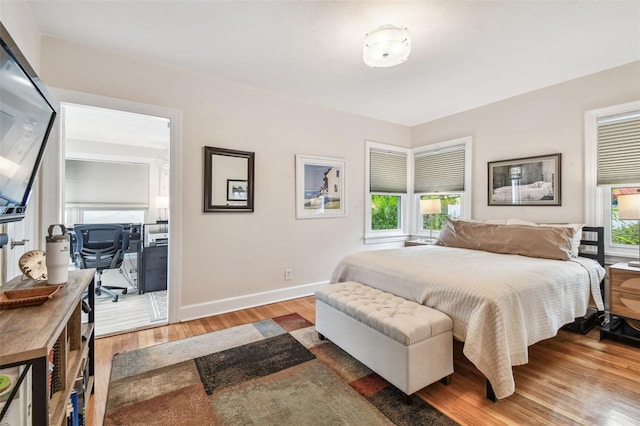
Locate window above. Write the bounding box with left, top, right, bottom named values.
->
left=366, top=142, right=409, bottom=240
left=585, top=102, right=640, bottom=258
left=65, top=207, right=146, bottom=227
left=413, top=137, right=472, bottom=238
left=365, top=137, right=472, bottom=243
left=610, top=188, right=640, bottom=247
left=372, top=195, right=401, bottom=230
left=82, top=209, right=145, bottom=224
left=419, top=194, right=461, bottom=235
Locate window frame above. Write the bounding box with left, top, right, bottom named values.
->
left=365, top=137, right=472, bottom=244
left=584, top=101, right=640, bottom=259
left=365, top=141, right=411, bottom=243
left=414, top=192, right=464, bottom=238
left=412, top=137, right=472, bottom=238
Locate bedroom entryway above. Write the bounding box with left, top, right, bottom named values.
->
left=61, top=101, right=172, bottom=336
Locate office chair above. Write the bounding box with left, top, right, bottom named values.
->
left=73, top=224, right=130, bottom=302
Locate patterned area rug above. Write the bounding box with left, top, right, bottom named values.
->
left=147, top=290, right=167, bottom=322
left=105, top=313, right=457, bottom=426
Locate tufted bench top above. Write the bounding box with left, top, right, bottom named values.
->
left=316, top=282, right=452, bottom=346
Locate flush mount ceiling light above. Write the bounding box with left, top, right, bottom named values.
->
left=363, top=24, right=411, bottom=68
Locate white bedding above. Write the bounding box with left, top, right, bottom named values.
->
left=492, top=180, right=554, bottom=201
left=329, top=245, right=605, bottom=399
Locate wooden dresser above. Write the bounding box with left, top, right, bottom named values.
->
left=601, top=262, right=640, bottom=347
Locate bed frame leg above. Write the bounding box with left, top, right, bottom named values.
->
left=318, top=332, right=325, bottom=341
left=440, top=375, right=451, bottom=385
left=486, top=379, right=497, bottom=402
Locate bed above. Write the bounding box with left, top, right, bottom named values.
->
left=330, top=219, right=606, bottom=400
left=492, top=180, right=554, bottom=201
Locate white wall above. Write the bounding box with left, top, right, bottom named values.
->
left=411, top=61, right=640, bottom=224
left=0, top=1, right=41, bottom=72
left=39, top=37, right=411, bottom=317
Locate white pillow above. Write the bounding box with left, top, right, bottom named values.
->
left=484, top=218, right=509, bottom=225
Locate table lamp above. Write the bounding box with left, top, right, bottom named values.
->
left=420, top=198, right=442, bottom=241
left=156, top=195, right=169, bottom=223
left=618, top=192, right=640, bottom=268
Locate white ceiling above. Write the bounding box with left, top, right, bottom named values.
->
left=27, top=1, right=640, bottom=127
left=63, top=103, right=170, bottom=148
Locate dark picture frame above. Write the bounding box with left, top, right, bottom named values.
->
left=227, top=179, right=248, bottom=201
left=203, top=146, right=254, bottom=213
left=488, top=153, right=561, bottom=206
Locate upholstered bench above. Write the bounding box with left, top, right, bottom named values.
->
left=315, top=282, right=453, bottom=400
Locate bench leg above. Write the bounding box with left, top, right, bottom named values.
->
left=440, top=375, right=451, bottom=385
left=318, top=332, right=325, bottom=341
left=402, top=393, right=413, bottom=405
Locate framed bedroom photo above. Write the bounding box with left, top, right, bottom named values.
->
left=295, top=154, right=346, bottom=219
left=227, top=179, right=248, bottom=201
left=488, top=153, right=561, bottom=206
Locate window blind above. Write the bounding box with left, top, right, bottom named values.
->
left=414, top=145, right=465, bottom=192
left=597, top=111, right=640, bottom=185
left=369, top=149, right=407, bottom=193
left=65, top=159, right=149, bottom=205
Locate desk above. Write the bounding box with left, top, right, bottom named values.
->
left=137, top=243, right=167, bottom=294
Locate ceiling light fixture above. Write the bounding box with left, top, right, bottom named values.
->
left=363, top=24, right=411, bottom=68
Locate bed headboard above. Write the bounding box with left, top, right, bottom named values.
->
left=579, top=226, right=605, bottom=267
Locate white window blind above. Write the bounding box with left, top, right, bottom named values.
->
left=414, top=145, right=465, bottom=192
left=369, top=149, right=407, bottom=193
left=597, top=111, right=640, bottom=185
left=65, top=159, right=149, bottom=205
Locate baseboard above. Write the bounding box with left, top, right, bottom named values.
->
left=179, top=280, right=328, bottom=322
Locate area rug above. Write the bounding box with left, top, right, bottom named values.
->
left=105, top=313, right=457, bottom=426
left=147, top=290, right=167, bottom=322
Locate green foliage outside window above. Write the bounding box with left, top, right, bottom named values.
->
left=371, top=195, right=399, bottom=230
left=612, top=216, right=639, bottom=246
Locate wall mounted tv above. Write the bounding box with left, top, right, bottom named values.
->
left=0, top=22, right=58, bottom=224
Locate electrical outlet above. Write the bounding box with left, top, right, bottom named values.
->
left=284, top=269, right=293, bottom=281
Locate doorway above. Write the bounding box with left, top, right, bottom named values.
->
left=62, top=102, right=171, bottom=336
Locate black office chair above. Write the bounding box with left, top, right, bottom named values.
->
left=73, top=224, right=130, bottom=302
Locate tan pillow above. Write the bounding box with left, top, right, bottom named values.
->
left=436, top=219, right=574, bottom=260
left=505, top=219, right=583, bottom=257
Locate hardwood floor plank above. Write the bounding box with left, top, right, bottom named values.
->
left=88, top=296, right=640, bottom=426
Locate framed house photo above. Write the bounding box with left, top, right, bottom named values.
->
left=488, top=153, right=561, bottom=206
left=295, top=155, right=346, bottom=219
left=227, top=179, right=248, bottom=201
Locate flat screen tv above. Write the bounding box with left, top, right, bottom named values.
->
left=0, top=22, right=58, bottom=224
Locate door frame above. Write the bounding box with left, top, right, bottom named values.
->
left=43, top=88, right=182, bottom=324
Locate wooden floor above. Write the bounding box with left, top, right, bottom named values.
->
left=89, top=296, right=640, bottom=426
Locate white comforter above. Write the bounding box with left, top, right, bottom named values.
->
left=330, top=245, right=605, bottom=399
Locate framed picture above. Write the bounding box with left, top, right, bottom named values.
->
left=295, top=155, right=346, bottom=219
left=203, top=146, right=254, bottom=213
left=488, top=153, right=561, bottom=206
left=227, top=179, right=248, bottom=201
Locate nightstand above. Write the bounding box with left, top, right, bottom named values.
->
left=404, top=239, right=436, bottom=247
left=600, top=262, right=640, bottom=347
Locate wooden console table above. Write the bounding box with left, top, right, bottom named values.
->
left=0, top=269, right=95, bottom=425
